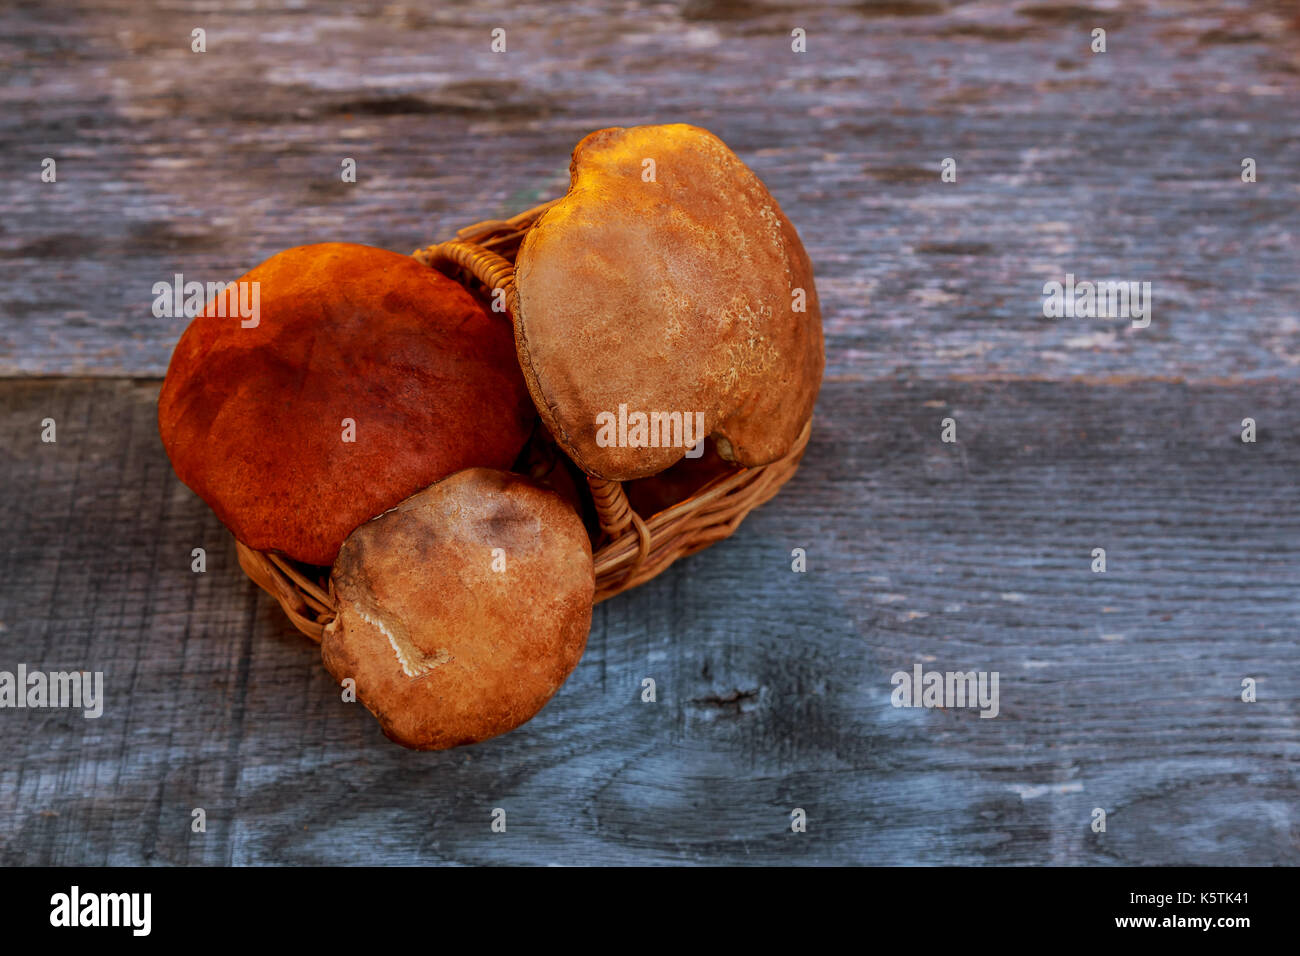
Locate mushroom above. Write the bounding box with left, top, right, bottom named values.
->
left=510, top=123, right=824, bottom=480
left=158, top=243, right=536, bottom=566
left=321, top=467, right=594, bottom=750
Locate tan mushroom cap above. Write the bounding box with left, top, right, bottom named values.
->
left=158, top=243, right=535, bottom=566
left=513, top=123, right=824, bottom=481
left=322, top=467, right=594, bottom=750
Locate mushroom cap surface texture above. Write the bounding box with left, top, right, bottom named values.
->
left=322, top=467, right=595, bottom=750
left=158, top=243, right=535, bottom=566
left=513, top=123, right=824, bottom=481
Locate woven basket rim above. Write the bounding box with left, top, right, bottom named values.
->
left=237, top=198, right=815, bottom=639
left=236, top=415, right=810, bottom=641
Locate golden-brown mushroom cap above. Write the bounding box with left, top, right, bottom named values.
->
left=513, top=123, right=824, bottom=480
left=321, top=467, right=595, bottom=750
left=158, top=243, right=535, bottom=566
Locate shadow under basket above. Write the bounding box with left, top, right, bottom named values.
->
left=236, top=199, right=813, bottom=642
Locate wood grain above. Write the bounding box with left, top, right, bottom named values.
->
left=2, top=0, right=1299, bottom=381
left=1, top=0, right=1297, bottom=866
left=1, top=377, right=1295, bottom=865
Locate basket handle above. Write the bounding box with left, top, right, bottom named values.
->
left=419, top=232, right=653, bottom=588
left=422, top=240, right=520, bottom=318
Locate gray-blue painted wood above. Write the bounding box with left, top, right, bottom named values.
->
left=1, top=378, right=1296, bottom=864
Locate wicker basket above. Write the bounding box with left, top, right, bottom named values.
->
left=236, top=200, right=813, bottom=641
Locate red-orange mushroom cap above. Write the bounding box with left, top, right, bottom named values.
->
left=158, top=243, right=536, bottom=565
left=512, top=123, right=824, bottom=481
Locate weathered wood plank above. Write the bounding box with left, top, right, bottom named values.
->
left=3, top=0, right=1298, bottom=868
left=1, top=377, right=1296, bottom=865
left=2, top=1, right=1299, bottom=380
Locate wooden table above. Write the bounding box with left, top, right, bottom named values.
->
left=2, top=0, right=1297, bottom=865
